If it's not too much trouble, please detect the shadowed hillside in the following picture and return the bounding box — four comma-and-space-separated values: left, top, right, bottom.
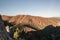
7, 24, 60, 40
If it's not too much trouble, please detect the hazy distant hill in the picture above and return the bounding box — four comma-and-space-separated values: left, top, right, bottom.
52, 17, 60, 21
1, 15, 60, 30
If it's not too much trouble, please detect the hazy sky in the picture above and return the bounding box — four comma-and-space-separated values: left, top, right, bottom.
0, 0, 60, 17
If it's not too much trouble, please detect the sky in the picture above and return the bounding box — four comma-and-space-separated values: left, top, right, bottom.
0, 0, 60, 17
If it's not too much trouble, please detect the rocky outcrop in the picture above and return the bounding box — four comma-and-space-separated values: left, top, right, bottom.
0, 15, 13, 40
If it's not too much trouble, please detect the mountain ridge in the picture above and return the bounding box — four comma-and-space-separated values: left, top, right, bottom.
1, 15, 60, 30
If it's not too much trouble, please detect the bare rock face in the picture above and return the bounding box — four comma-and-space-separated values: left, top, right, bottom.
1, 15, 60, 30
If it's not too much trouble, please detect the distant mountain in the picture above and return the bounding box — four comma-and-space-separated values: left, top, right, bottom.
52, 17, 60, 21
1, 15, 60, 30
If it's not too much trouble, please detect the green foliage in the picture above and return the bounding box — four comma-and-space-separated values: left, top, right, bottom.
10, 24, 25, 40
10, 23, 39, 40
13, 28, 20, 39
